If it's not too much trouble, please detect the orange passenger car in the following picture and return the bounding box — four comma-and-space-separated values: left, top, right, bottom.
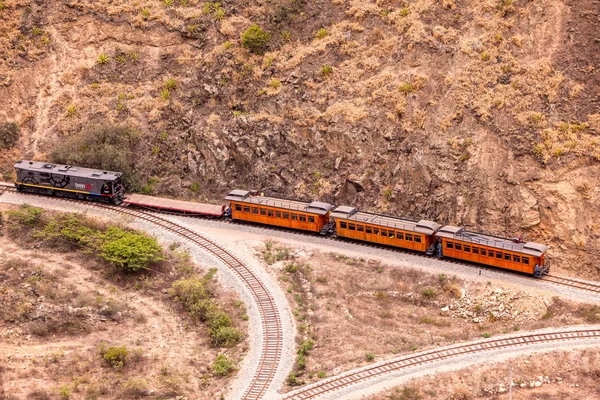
329, 206, 441, 252
225, 190, 334, 233
436, 226, 549, 276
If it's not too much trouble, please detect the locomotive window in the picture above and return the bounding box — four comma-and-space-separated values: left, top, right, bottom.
446, 242, 454, 249
513, 255, 520, 263
252, 207, 259, 214
522, 257, 529, 264
373, 228, 379, 235
504, 254, 511, 261
381, 229, 387, 237
291, 214, 298, 220
405, 234, 413, 241
365, 227, 372, 234
243, 206, 250, 213
397, 232, 404, 240
340, 221, 347, 229
267, 210, 274, 217
308, 216, 315, 223
283, 212, 289, 219
260, 208, 267, 215
357, 225, 364, 232
276, 211, 282, 218
464, 245, 471, 252
235, 204, 242, 211
414, 235, 422, 243
481, 249, 487, 256
472, 247, 479, 254
455, 244, 462, 251
496, 252, 503, 259
300, 215, 307, 222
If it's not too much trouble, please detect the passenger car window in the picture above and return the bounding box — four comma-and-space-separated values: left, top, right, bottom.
480, 249, 486, 256
414, 235, 422, 243
472, 247, 479, 254
522, 257, 529, 264
340, 221, 347, 229
447, 241, 454, 249
276, 211, 281, 218
267, 210, 274, 217
260, 208, 267, 215
308, 216, 315, 223
348, 223, 355, 230
365, 227, 372, 234
283, 212, 289, 219
300, 215, 307, 222
235, 204, 242, 211
455, 244, 462, 251
291, 214, 298, 220
252, 207, 258, 214
357, 225, 364, 232
243, 206, 250, 213
504, 253, 511, 261
513, 255, 520, 263
464, 245, 471, 252
496, 252, 503, 259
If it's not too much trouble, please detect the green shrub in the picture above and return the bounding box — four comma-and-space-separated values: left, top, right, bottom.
298, 339, 314, 356
6, 204, 44, 228
321, 65, 333, 76
365, 352, 375, 361
99, 227, 164, 272
482, 332, 491, 338
316, 28, 328, 38
102, 345, 128, 369
398, 82, 414, 93
0, 122, 20, 149
421, 288, 437, 299
287, 371, 301, 386
59, 386, 71, 399
97, 53, 109, 65
212, 354, 233, 376
34, 213, 96, 247
210, 326, 243, 347
317, 370, 326, 379
297, 354, 306, 370
241, 25, 270, 54
50, 124, 141, 189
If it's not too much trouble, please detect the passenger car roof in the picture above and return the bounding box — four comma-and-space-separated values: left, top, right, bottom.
437, 225, 548, 256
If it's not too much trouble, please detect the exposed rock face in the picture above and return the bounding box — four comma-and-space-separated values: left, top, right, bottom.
0, 0, 599, 275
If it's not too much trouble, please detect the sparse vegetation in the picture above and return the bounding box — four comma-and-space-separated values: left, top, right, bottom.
365, 352, 375, 362
100, 344, 128, 369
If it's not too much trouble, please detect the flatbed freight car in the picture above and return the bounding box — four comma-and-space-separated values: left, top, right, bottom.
123, 193, 225, 216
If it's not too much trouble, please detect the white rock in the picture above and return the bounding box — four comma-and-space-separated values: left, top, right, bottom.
441, 306, 449, 312
535, 381, 542, 387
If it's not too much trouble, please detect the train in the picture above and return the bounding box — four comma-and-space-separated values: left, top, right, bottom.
12, 160, 550, 277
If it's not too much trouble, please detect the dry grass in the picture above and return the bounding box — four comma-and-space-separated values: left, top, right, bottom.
263, 243, 599, 390
370, 348, 600, 400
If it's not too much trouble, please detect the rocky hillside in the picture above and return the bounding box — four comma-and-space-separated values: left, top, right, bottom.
0, 0, 598, 276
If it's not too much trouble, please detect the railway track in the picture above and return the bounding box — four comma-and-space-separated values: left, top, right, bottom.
283, 328, 600, 400
0, 183, 282, 400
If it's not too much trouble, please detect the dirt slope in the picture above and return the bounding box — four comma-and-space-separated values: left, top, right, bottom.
0, 0, 598, 276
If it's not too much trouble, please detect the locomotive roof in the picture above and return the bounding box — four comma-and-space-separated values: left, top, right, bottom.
225, 190, 334, 215
14, 160, 122, 180
436, 225, 548, 256
330, 206, 441, 235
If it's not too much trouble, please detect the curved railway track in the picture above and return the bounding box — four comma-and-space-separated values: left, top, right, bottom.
283, 328, 600, 400
0, 183, 282, 400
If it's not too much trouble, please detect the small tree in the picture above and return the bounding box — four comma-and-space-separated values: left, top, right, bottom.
0, 122, 20, 149
241, 25, 270, 54
100, 227, 163, 272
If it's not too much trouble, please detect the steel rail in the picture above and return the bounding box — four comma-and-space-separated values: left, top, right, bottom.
0, 183, 282, 400
283, 328, 600, 399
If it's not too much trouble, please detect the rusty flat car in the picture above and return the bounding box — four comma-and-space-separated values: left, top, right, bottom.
123, 193, 225, 216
